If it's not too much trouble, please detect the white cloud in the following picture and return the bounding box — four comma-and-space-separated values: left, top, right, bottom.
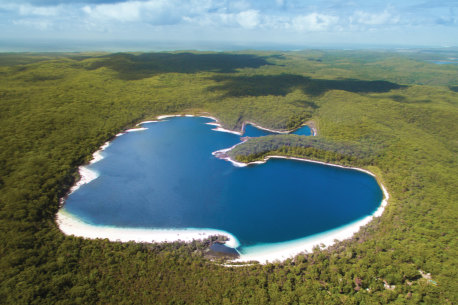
182, 8, 260, 29
82, 0, 178, 23
227, 1, 252, 12
236, 10, 259, 29
18, 4, 60, 17
13, 18, 53, 30
352, 10, 399, 25
0, 2, 61, 17
83, 2, 141, 22
292, 13, 339, 31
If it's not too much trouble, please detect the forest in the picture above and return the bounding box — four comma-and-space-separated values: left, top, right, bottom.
0, 49, 457, 304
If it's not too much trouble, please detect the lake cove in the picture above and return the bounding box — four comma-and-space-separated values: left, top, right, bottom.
59, 116, 385, 263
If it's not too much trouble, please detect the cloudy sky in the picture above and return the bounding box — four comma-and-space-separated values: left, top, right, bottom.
0, 0, 457, 50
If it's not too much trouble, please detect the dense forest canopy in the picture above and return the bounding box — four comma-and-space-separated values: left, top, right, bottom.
0, 50, 457, 304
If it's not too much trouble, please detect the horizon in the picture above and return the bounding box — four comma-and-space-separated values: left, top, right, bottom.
1, 39, 457, 53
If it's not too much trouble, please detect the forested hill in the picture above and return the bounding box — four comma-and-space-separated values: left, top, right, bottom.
0, 50, 456, 304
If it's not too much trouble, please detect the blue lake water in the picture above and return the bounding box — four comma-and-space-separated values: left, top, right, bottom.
63, 117, 382, 250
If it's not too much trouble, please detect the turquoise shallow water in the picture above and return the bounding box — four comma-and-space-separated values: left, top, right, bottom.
63, 117, 382, 249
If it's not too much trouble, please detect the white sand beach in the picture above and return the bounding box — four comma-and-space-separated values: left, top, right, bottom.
67, 140, 111, 195
56, 210, 240, 248
157, 114, 184, 120
243, 121, 291, 134
126, 127, 148, 132
234, 178, 389, 263
214, 153, 390, 263
235, 206, 386, 263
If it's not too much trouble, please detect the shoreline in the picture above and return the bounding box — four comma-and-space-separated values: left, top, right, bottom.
57, 113, 388, 265
236, 206, 386, 263
57, 114, 247, 249
213, 152, 389, 263
65, 140, 111, 196
156, 113, 315, 136
56, 210, 240, 248
242, 121, 291, 134
241, 120, 316, 136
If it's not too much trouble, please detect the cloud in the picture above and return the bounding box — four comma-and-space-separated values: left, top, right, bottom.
352, 10, 399, 25
435, 16, 457, 26
82, 0, 180, 23
13, 18, 53, 30
83, 2, 141, 22
292, 13, 339, 31
4, 0, 130, 5
18, 4, 61, 16
236, 10, 259, 29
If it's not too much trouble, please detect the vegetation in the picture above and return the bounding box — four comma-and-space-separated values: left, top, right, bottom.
228, 135, 375, 167
0, 50, 457, 304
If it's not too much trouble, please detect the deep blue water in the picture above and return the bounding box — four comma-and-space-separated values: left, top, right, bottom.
64, 117, 382, 248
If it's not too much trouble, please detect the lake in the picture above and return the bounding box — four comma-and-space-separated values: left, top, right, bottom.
62, 116, 383, 254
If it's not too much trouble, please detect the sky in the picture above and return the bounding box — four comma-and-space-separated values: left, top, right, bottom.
0, 0, 457, 50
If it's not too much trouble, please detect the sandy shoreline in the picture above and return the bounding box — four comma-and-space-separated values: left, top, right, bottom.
126, 127, 148, 132
212, 152, 389, 263
57, 113, 389, 265
155, 113, 314, 136
57, 210, 240, 248
66, 140, 111, 195
239, 121, 315, 135
235, 205, 387, 263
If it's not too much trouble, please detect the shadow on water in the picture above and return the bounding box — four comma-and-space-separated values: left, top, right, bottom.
209, 74, 406, 97
86, 53, 273, 80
